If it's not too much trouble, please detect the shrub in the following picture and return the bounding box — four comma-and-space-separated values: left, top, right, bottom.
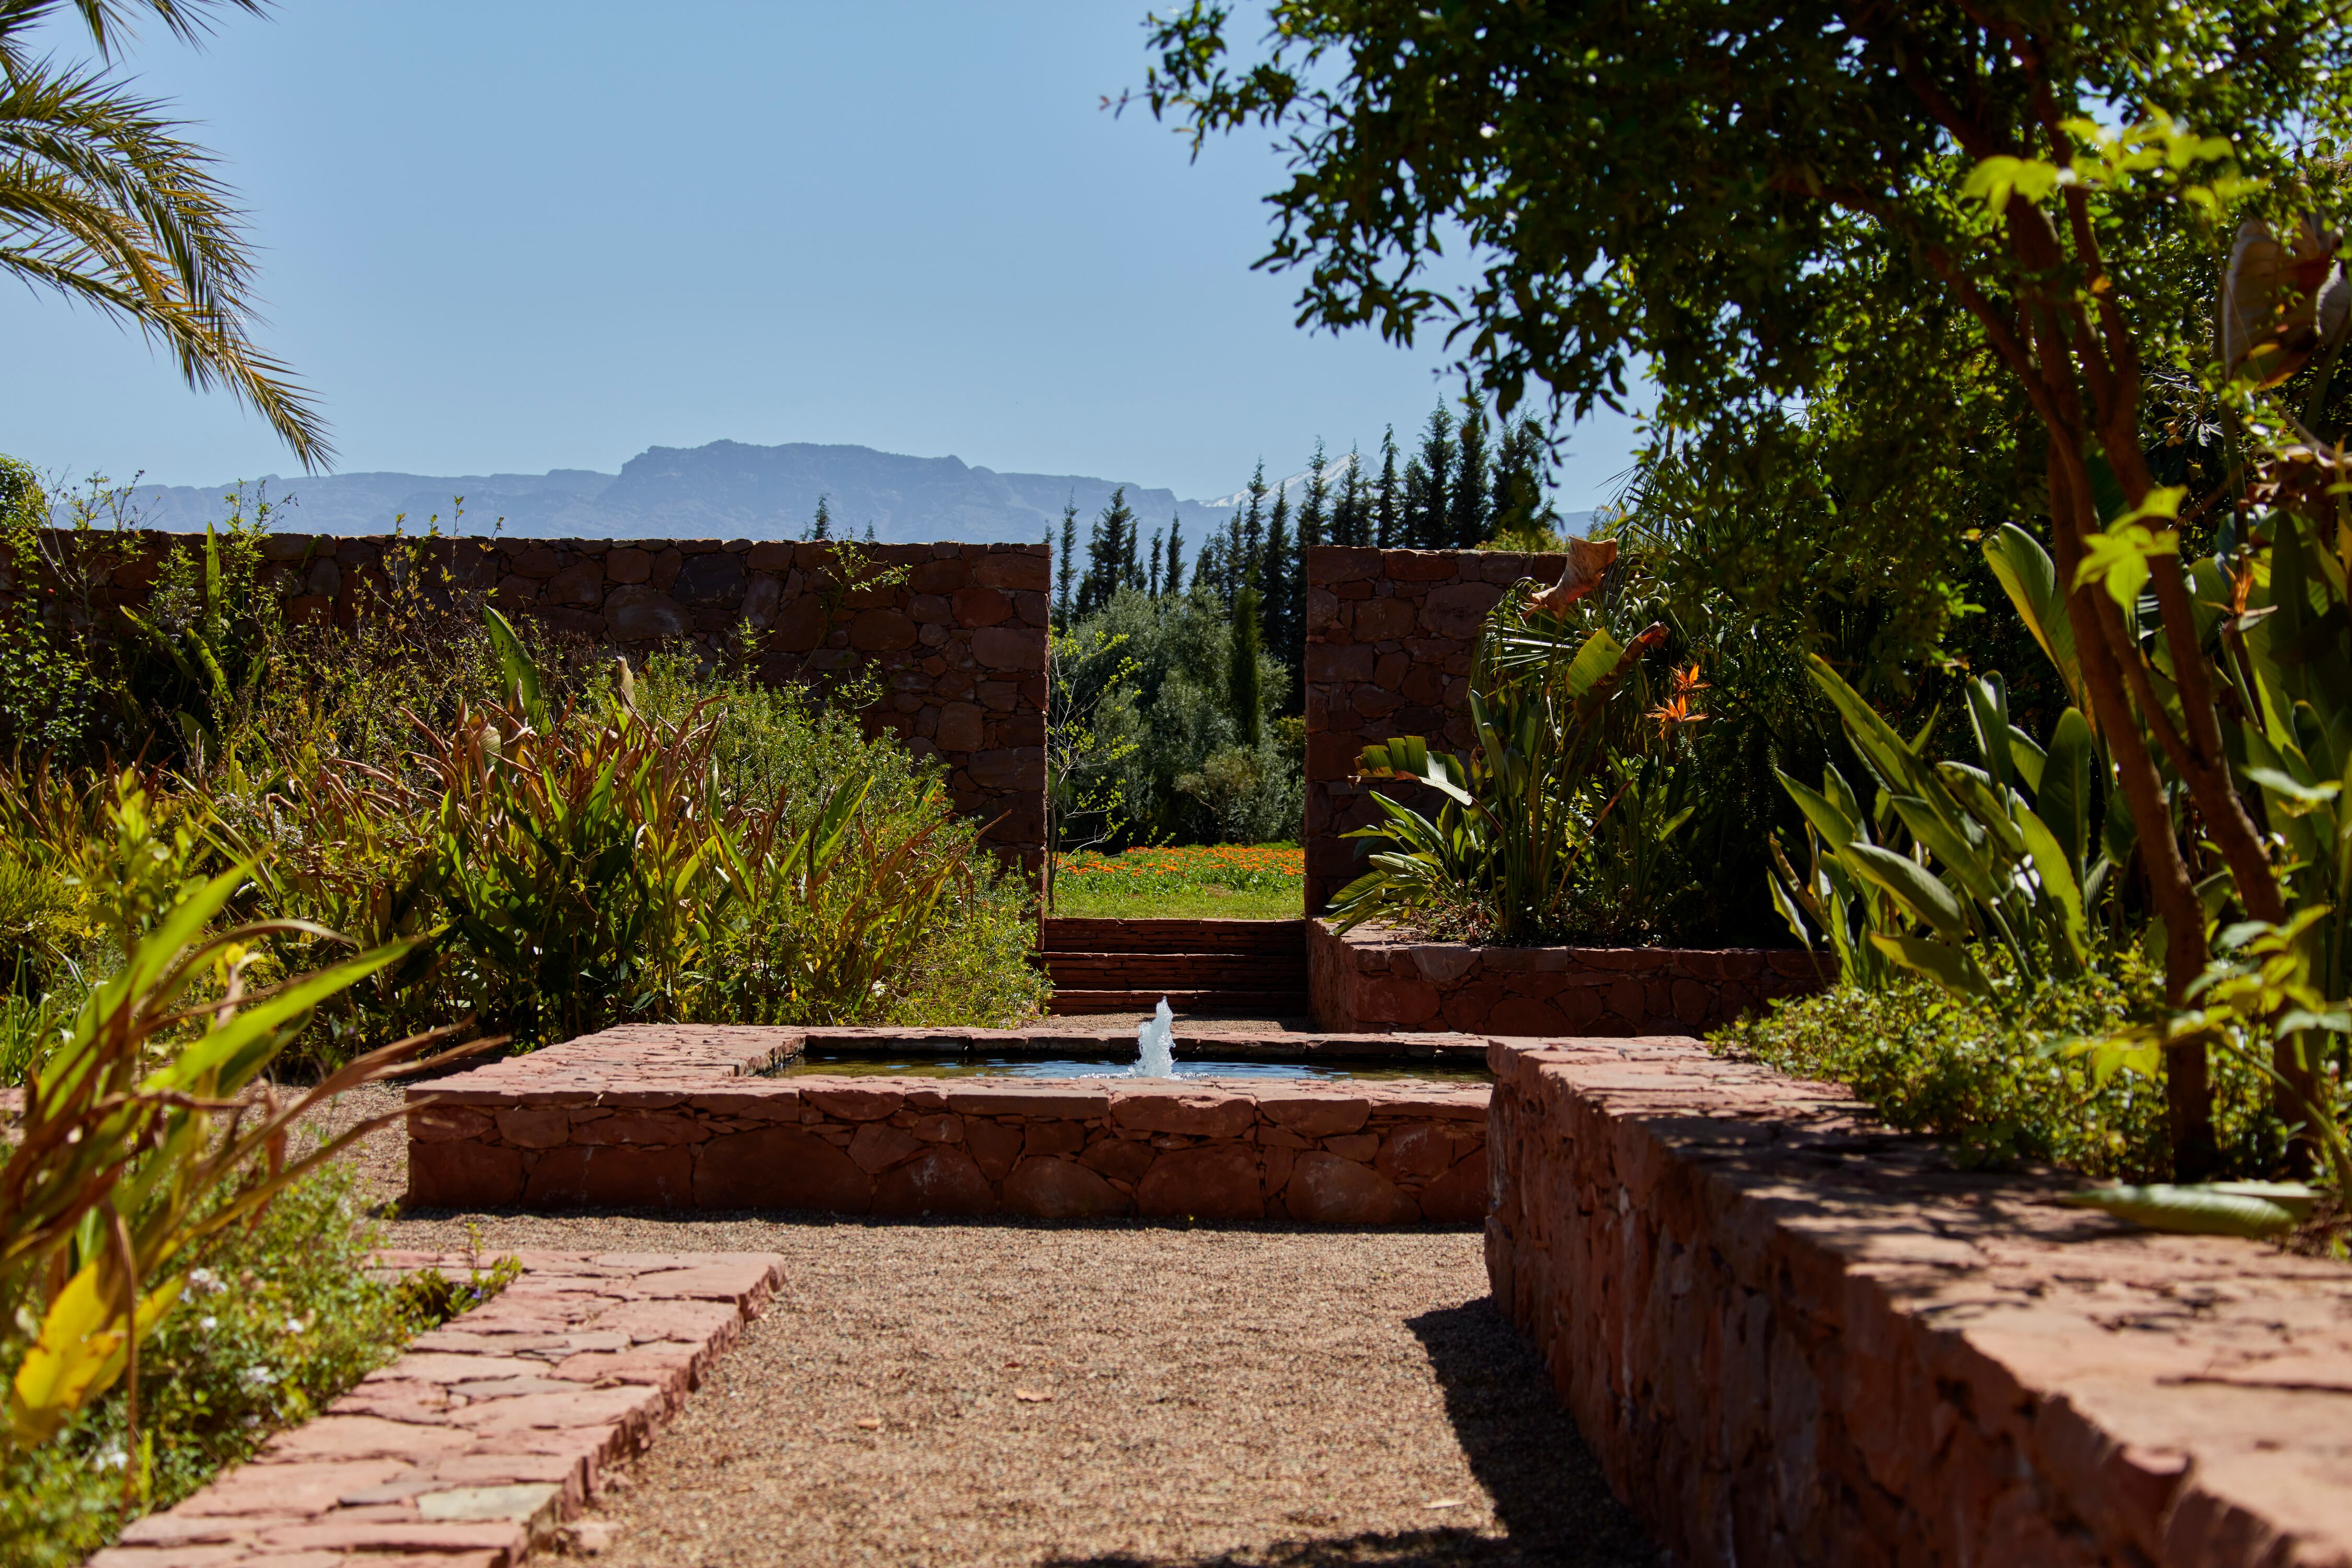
0, 1168, 419, 1568
1711, 962, 2285, 1181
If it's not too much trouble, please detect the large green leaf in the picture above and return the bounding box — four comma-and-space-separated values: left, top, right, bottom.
1842, 843, 1970, 946
2039, 707, 2094, 871
1775, 767, 1857, 846
2057, 1183, 2313, 1237
485, 607, 549, 730
1867, 933, 1990, 996
1983, 523, 2085, 710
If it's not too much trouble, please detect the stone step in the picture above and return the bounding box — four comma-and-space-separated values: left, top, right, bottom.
1044, 952, 1308, 991
1046, 988, 1314, 1017
1040, 917, 1305, 955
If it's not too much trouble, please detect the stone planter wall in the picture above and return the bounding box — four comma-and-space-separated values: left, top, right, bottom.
406, 1024, 1489, 1224
1309, 918, 1831, 1035
1485, 1036, 2352, 1567
8, 531, 1047, 866
1301, 545, 1562, 912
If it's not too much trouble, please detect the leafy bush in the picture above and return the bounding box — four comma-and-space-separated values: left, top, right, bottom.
1711, 963, 2285, 1181
0, 1169, 467, 1568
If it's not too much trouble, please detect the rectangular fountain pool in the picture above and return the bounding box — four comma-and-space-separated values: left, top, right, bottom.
770, 1052, 1492, 1082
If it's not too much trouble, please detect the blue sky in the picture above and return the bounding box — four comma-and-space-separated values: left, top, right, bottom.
4, 2, 1643, 506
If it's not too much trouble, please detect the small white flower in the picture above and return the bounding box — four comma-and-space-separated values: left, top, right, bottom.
198, 1316, 218, 1333
239, 1365, 275, 1389
97, 1448, 128, 1471
187, 1269, 225, 1296
283, 1316, 309, 1335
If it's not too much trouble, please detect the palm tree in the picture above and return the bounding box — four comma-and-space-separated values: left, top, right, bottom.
2, 0, 331, 468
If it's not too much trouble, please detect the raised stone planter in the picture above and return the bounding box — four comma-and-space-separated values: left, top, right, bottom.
1309, 918, 1830, 1035
88, 1249, 783, 1567
1485, 1035, 2352, 1566
406, 1024, 1490, 1224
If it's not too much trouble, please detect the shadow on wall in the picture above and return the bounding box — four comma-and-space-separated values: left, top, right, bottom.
1036, 1297, 1660, 1567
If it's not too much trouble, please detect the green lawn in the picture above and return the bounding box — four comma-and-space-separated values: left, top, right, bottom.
1045, 843, 1305, 920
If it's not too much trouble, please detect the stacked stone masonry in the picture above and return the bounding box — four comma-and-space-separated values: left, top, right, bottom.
1484, 1036, 2352, 1567
406, 1024, 1489, 1224
1310, 918, 1832, 1035
1303, 544, 1565, 912
10, 531, 1047, 866
89, 1249, 783, 1568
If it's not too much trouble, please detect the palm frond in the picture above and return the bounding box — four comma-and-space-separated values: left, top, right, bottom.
0, 0, 328, 468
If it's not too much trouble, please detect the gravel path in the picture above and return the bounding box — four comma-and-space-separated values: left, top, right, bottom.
298, 1079, 1655, 1565
374, 1209, 1654, 1567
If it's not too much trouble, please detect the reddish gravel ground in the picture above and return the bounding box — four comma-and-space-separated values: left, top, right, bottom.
309, 1087, 1656, 1566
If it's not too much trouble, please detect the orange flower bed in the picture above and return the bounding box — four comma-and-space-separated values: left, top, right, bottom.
1055, 843, 1304, 891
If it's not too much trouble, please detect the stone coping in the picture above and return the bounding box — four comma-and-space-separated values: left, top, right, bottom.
407, 1025, 1492, 1224
88, 1249, 783, 1567
1309, 917, 1831, 1035
1484, 1036, 2352, 1566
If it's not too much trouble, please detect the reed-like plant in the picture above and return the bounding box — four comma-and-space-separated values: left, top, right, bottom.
0, 794, 475, 1463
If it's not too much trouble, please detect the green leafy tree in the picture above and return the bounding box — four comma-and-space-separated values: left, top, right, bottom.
1144, 0, 2352, 1173
3, 0, 329, 467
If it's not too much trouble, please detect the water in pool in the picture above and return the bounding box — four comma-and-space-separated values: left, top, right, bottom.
771, 1052, 1490, 1083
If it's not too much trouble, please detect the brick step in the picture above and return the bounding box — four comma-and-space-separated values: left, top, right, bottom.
1047, 989, 1314, 1017
1044, 953, 1307, 990
1040, 917, 1305, 955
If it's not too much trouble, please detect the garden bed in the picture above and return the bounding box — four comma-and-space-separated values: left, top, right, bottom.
1307, 918, 1832, 1035
86, 1249, 782, 1567
404, 1024, 1489, 1224
1484, 1036, 2352, 1566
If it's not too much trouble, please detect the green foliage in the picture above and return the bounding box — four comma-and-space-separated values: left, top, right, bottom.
1772, 655, 2112, 1003
1227, 584, 1264, 746
0, 1168, 453, 1568
1712, 964, 2281, 1181
0, 789, 453, 1454
1332, 581, 1664, 942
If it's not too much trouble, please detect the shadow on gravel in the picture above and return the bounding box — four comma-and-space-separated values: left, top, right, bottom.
1039, 1299, 1658, 1568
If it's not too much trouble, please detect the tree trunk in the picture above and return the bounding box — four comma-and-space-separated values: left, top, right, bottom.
2046, 447, 2219, 1177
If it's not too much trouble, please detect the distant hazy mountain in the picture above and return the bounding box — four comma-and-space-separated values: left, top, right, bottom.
113, 440, 1237, 546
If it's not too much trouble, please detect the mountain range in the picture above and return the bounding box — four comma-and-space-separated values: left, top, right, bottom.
112, 440, 1242, 546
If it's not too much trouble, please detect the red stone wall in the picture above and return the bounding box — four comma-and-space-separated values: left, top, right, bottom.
406, 1023, 1489, 1224
12, 532, 1047, 867
1485, 1036, 2352, 1566
1309, 918, 1831, 1035
1302, 545, 1563, 912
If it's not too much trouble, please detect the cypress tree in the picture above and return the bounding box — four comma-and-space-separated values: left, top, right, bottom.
1147, 528, 1162, 597
1229, 584, 1263, 747
1079, 487, 1137, 617
863, 519, 878, 545
1450, 406, 1490, 547
1400, 457, 1431, 550
1261, 485, 1293, 693
1055, 497, 1078, 628
1491, 415, 1552, 538
1333, 446, 1366, 546
1298, 441, 1329, 556
1374, 426, 1400, 547
1413, 405, 1454, 548
1194, 541, 1217, 597
812, 494, 833, 541
1164, 514, 1185, 596
1234, 461, 1267, 604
